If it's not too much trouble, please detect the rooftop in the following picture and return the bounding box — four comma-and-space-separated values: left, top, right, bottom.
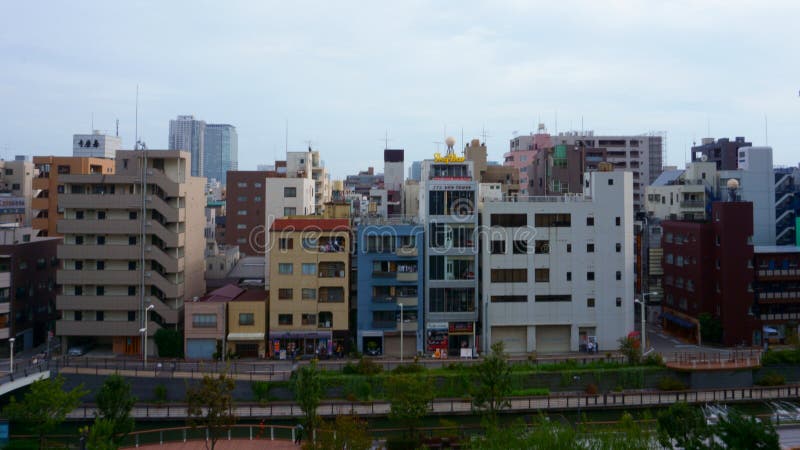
270, 218, 350, 232
651, 169, 684, 187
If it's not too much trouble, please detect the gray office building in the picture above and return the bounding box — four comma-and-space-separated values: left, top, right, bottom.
169, 115, 206, 177
204, 124, 238, 183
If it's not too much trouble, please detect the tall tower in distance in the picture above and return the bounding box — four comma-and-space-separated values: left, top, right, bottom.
169, 115, 206, 177
204, 124, 238, 184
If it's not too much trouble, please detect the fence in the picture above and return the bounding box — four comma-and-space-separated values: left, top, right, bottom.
64, 384, 800, 421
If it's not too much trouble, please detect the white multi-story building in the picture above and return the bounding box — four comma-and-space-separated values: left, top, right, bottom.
73, 131, 121, 159
286, 149, 331, 213
418, 142, 479, 354
481, 170, 634, 354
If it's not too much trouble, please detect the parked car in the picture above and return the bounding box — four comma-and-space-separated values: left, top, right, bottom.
67, 343, 92, 356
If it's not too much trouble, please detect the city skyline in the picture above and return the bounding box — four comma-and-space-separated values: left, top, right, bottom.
1, 1, 799, 179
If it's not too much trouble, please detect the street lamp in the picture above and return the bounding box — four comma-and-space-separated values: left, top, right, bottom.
140, 304, 155, 367
8, 337, 15, 375
634, 292, 659, 351
399, 303, 404, 363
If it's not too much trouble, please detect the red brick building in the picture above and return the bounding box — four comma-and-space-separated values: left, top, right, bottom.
225, 168, 285, 256
661, 201, 758, 346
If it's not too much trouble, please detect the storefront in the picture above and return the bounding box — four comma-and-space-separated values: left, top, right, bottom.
269, 331, 335, 359
448, 322, 475, 356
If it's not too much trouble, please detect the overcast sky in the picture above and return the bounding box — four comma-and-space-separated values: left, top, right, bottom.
1, 1, 798, 178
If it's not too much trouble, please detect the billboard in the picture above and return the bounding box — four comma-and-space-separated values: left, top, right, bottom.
0, 197, 24, 215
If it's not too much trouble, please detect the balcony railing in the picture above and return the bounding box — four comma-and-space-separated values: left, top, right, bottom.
680, 200, 706, 208
372, 320, 396, 329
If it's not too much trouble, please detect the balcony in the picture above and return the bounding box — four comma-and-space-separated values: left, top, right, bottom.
680, 200, 706, 209
57, 295, 140, 311
372, 320, 396, 329
56, 319, 160, 337
58, 219, 185, 248
398, 321, 418, 332
397, 272, 418, 282
757, 291, 800, 303
396, 246, 418, 257
757, 269, 800, 280
396, 296, 418, 307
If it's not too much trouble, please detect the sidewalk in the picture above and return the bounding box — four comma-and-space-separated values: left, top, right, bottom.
128, 440, 299, 449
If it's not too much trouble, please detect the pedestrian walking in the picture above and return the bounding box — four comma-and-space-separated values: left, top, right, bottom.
294, 423, 304, 444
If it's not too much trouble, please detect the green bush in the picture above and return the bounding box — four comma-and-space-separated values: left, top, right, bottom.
342, 377, 375, 401
619, 369, 644, 389
761, 349, 800, 365
153, 328, 184, 358
343, 357, 383, 376
251, 381, 270, 403
755, 372, 786, 386
392, 363, 425, 374
657, 376, 687, 391
643, 352, 665, 366
386, 435, 420, 450
153, 384, 167, 404
585, 383, 599, 395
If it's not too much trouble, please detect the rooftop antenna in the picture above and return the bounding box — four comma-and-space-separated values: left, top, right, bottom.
433, 140, 444, 152
115, 119, 119, 137
480, 125, 491, 144
304, 139, 315, 151
380, 130, 393, 149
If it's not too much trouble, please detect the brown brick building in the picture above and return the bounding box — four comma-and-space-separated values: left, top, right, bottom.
225, 169, 285, 256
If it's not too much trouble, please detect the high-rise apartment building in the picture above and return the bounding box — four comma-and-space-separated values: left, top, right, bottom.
0, 156, 35, 226
481, 170, 634, 353
32, 156, 115, 236
204, 124, 238, 184
268, 218, 350, 357
169, 115, 206, 177
418, 142, 479, 354
691, 137, 751, 171
56, 150, 206, 356
503, 124, 553, 195
225, 169, 284, 256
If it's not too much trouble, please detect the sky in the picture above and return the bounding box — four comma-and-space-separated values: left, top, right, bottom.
1, 1, 798, 179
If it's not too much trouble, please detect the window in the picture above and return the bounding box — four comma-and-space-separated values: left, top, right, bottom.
3, 169, 11, 175
193, 314, 217, 328
535, 295, 571, 302
76, 211, 84, 220
254, 182, 262, 188
129, 211, 137, 220
237, 224, 247, 229
75, 261, 83, 270
302, 314, 317, 325
616, 271, 622, 280
302, 288, 317, 300
128, 311, 136, 322
97, 211, 106, 220
284, 207, 296, 216
535, 240, 549, 254
279, 238, 293, 250
76, 236, 84, 245
512, 240, 528, 254
128, 261, 136, 271
587, 298, 595, 308
128, 286, 136, 296
278, 288, 293, 300
237, 196, 247, 202
586, 216, 594, 226
490, 295, 527, 303
302, 238, 318, 250
616, 297, 622, 307
490, 214, 527, 227
254, 196, 262, 202
278, 263, 293, 274
535, 268, 549, 282
490, 240, 505, 254
566, 272, 572, 281
587, 272, 595, 281
237, 182, 247, 188
97, 236, 106, 245
96, 286, 104, 296
128, 236, 137, 245
616, 243, 621, 252
586, 243, 595, 253
96, 261, 105, 270
96, 311, 104, 321
278, 314, 293, 325
608, 179, 614, 186
237, 210, 247, 216
535, 213, 571, 227
75, 311, 82, 321
239, 313, 255, 326
490, 269, 527, 283
615, 217, 621, 226
566, 243, 572, 253
715, 235, 720, 246
284, 187, 297, 197
301, 263, 316, 275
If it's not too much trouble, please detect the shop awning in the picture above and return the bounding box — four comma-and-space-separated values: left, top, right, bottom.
661, 312, 696, 329
268, 331, 333, 339
227, 332, 265, 341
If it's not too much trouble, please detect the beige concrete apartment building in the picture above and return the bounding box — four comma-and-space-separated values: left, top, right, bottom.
268, 218, 349, 358
55, 150, 206, 356
0, 157, 36, 225
227, 290, 268, 358
32, 156, 115, 236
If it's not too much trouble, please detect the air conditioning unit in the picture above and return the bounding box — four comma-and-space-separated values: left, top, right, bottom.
145, 271, 152, 278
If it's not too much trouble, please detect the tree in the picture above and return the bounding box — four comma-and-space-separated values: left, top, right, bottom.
698, 313, 723, 345
3, 375, 88, 448
186, 371, 236, 450
656, 402, 710, 450
95, 374, 136, 446
618, 336, 642, 365
87, 418, 117, 450
714, 409, 779, 450
309, 415, 372, 450
153, 328, 184, 358
471, 342, 512, 426
386, 374, 434, 437
292, 360, 323, 437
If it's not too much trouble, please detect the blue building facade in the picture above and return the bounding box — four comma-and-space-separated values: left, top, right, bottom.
356, 222, 424, 357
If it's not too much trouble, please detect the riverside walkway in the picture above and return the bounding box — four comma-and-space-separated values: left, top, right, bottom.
67, 384, 800, 420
